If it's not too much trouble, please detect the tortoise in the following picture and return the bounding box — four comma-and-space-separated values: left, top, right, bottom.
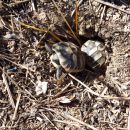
46, 40, 106, 79
46, 42, 86, 79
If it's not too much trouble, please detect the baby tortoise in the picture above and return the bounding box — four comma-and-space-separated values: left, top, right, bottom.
81, 40, 106, 68
47, 40, 106, 79
47, 42, 86, 79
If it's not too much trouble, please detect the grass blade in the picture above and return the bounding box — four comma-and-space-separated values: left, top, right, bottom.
51, 0, 81, 45
75, 0, 79, 35
16, 20, 62, 42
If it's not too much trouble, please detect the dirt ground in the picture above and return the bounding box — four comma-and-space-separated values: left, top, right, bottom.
0, 0, 130, 130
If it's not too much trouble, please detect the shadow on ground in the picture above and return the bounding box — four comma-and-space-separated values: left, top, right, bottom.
104, 0, 130, 5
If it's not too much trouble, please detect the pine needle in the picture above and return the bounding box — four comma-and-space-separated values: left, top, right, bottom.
51, 0, 81, 45
16, 20, 62, 42
75, 0, 79, 35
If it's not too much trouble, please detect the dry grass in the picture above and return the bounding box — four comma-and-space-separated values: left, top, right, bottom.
0, 0, 129, 129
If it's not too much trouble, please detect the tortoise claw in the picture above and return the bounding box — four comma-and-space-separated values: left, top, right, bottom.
56, 73, 67, 85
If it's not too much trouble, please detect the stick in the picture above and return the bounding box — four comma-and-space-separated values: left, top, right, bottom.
99, 96, 130, 101
75, 0, 79, 35
128, 102, 130, 130
68, 74, 100, 96
16, 20, 62, 42
64, 113, 98, 130
53, 119, 81, 128
0, 54, 35, 72
71, 0, 84, 17
100, 5, 106, 24
69, 74, 130, 101
12, 93, 21, 121
2, 68, 15, 108
41, 113, 59, 130
51, 0, 81, 45
95, 0, 130, 15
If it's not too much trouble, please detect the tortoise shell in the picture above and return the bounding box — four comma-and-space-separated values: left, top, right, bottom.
81, 40, 106, 68
51, 42, 86, 73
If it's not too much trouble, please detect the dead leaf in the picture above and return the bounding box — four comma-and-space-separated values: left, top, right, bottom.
59, 97, 71, 104
35, 81, 48, 96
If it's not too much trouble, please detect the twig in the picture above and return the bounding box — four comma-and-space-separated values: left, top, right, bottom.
95, 0, 130, 15
0, 126, 17, 129
71, 0, 84, 17
69, 74, 130, 101
110, 78, 128, 97
0, 100, 8, 104
128, 102, 130, 130
75, 0, 79, 35
54, 82, 71, 98
53, 119, 81, 128
98, 96, 130, 101
41, 113, 59, 130
3, 0, 29, 7
51, 0, 81, 45
0, 54, 35, 72
2, 68, 15, 108
15, 20, 62, 42
10, 15, 14, 32
12, 93, 21, 121
96, 3, 102, 13
100, 86, 108, 96
63, 113, 98, 130
68, 74, 100, 96
31, 0, 36, 12
0, 16, 11, 30
100, 5, 106, 24
0, 67, 21, 90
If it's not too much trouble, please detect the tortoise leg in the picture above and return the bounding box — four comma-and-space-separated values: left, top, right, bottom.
50, 54, 63, 79
56, 67, 63, 79
56, 67, 66, 85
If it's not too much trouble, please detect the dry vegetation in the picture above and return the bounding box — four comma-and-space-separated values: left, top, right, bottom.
0, 0, 130, 130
